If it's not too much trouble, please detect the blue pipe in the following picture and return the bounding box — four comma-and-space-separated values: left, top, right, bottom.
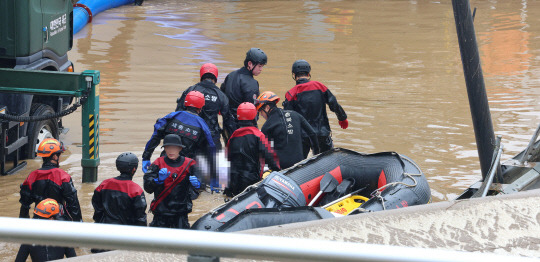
73, 0, 135, 35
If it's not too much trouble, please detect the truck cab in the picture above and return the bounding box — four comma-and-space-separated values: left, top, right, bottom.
0, 0, 74, 160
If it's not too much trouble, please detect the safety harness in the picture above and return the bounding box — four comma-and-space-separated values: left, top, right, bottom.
150, 159, 195, 212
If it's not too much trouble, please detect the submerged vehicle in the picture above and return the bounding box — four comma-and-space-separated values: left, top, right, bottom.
192, 148, 431, 232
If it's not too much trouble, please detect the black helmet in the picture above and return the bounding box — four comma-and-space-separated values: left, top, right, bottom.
244, 48, 267, 67
162, 134, 185, 148
292, 59, 311, 75
116, 152, 139, 173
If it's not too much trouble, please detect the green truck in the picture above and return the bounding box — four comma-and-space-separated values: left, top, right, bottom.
0, 0, 74, 165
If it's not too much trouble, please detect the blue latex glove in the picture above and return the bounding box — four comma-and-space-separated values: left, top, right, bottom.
189, 176, 201, 189
156, 168, 170, 182
142, 160, 151, 173
210, 178, 220, 193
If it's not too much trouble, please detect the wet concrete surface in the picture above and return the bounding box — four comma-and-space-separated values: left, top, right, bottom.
64, 189, 540, 261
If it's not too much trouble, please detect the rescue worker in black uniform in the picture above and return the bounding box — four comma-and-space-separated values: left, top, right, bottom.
220, 48, 267, 124
92, 152, 147, 226
15, 199, 77, 261
19, 138, 82, 222
91, 152, 147, 253
143, 134, 196, 229
225, 102, 280, 197
283, 59, 349, 158
256, 91, 320, 169
176, 63, 236, 149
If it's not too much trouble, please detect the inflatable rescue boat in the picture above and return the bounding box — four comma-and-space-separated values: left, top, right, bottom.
192, 148, 431, 232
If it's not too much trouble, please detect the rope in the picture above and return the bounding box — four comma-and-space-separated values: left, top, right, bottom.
370, 172, 421, 211
210, 183, 259, 215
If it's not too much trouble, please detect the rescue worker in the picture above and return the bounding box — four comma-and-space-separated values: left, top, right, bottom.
15, 199, 77, 261
176, 63, 236, 149
91, 152, 147, 253
19, 138, 82, 222
143, 134, 196, 229
225, 102, 280, 197
220, 48, 267, 123
283, 59, 349, 158
92, 152, 147, 226
256, 91, 320, 169
142, 90, 215, 188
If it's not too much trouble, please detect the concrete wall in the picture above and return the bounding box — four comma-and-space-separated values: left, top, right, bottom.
68, 189, 540, 261
246, 189, 540, 257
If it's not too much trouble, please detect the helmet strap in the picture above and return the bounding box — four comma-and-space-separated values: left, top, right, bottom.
261, 104, 275, 117
44, 153, 60, 167
247, 61, 258, 74
267, 103, 277, 112
51, 154, 60, 167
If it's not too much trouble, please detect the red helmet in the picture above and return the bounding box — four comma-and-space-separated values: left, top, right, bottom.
200, 63, 218, 80
184, 91, 205, 109
237, 102, 257, 121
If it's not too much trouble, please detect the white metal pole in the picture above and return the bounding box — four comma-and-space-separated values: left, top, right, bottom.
0, 217, 536, 262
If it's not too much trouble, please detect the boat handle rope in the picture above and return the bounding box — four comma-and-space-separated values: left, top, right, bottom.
210, 183, 260, 215
370, 172, 422, 211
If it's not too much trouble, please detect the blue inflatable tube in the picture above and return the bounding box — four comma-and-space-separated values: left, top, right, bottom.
73, 0, 135, 35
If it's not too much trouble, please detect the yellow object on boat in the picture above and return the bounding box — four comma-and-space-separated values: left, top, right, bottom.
325, 195, 369, 215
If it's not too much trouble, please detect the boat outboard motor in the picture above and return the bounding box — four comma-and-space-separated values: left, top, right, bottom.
256, 172, 306, 207
191, 172, 305, 231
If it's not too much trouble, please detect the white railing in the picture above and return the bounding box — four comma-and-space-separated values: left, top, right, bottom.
0, 217, 536, 262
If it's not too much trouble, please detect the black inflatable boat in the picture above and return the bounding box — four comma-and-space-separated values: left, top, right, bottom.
192, 148, 431, 232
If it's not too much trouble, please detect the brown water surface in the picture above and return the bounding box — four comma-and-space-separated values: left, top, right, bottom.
2, 0, 540, 260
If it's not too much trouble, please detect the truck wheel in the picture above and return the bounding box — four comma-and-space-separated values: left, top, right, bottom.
24, 104, 59, 159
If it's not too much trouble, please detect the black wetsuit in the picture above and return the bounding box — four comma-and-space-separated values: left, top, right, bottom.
176, 79, 236, 149
283, 79, 347, 157
143, 156, 195, 229
92, 173, 147, 226
15, 244, 76, 262
19, 162, 82, 221
225, 123, 280, 196
220, 67, 260, 123
261, 107, 320, 169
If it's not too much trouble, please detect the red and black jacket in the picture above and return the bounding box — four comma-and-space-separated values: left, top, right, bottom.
92, 173, 147, 226
226, 125, 280, 195
19, 163, 82, 221
261, 107, 320, 169
143, 156, 195, 216
283, 79, 347, 137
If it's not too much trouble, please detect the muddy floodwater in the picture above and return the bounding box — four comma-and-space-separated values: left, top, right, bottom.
2, 0, 540, 260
